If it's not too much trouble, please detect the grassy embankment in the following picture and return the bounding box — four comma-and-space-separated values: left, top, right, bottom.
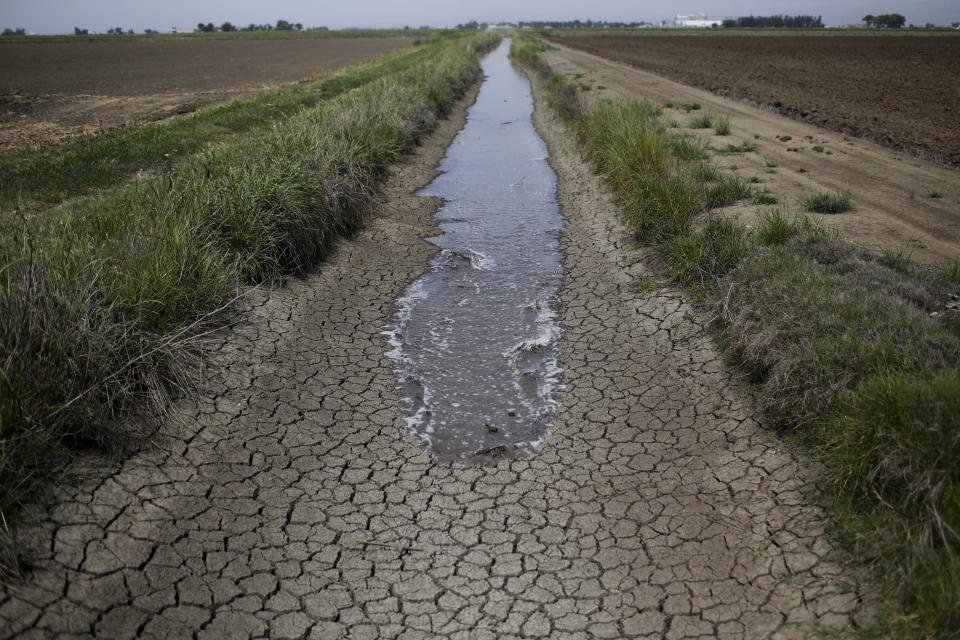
0, 31, 501, 565
512, 33, 960, 639
0, 39, 446, 211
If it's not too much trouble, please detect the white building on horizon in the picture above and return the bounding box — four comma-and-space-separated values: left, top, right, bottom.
674, 12, 721, 27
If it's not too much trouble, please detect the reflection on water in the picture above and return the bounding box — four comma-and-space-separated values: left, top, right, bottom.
384, 38, 565, 464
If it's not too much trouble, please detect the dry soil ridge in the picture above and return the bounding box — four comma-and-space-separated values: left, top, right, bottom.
0, 74, 866, 638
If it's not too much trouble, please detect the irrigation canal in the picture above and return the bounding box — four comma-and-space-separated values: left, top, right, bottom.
386, 38, 565, 464
0, 36, 868, 640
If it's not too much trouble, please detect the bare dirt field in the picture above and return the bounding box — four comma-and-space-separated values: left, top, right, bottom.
547, 33, 960, 167
541, 40, 960, 264
0, 36, 412, 150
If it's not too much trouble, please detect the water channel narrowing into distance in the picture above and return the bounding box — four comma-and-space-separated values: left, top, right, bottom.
384, 38, 566, 465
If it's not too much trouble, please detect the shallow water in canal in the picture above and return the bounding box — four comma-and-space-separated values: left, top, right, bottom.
385, 38, 565, 464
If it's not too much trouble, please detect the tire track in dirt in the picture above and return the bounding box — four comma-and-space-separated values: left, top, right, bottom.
0, 69, 868, 639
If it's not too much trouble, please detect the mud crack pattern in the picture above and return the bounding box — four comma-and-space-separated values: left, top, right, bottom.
0, 82, 868, 639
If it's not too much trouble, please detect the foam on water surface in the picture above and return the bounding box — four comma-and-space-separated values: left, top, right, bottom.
384, 38, 565, 464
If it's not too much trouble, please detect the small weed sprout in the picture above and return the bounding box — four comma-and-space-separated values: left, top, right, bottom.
929, 191, 943, 198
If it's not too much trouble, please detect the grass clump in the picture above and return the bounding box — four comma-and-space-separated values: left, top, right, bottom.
702, 173, 753, 209
752, 190, 778, 205
713, 114, 732, 135
0, 32, 500, 525
805, 190, 854, 213
666, 217, 751, 289
755, 209, 817, 245
688, 113, 714, 129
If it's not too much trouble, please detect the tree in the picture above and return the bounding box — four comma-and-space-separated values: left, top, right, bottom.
1, 27, 26, 36
295, 23, 303, 30
144, 28, 158, 34
276, 19, 294, 30
74, 26, 88, 35
875, 13, 906, 28
220, 22, 237, 32
863, 14, 875, 27
197, 22, 215, 32
722, 19, 737, 28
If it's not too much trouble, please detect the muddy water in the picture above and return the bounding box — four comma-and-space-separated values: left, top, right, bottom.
385, 39, 565, 464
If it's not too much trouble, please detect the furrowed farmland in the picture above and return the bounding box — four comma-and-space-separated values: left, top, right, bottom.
0, 35, 413, 150
546, 32, 960, 166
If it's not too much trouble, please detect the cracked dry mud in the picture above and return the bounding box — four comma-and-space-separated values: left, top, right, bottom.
0, 70, 868, 638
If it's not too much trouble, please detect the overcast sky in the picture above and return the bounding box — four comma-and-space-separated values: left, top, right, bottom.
2, 0, 956, 33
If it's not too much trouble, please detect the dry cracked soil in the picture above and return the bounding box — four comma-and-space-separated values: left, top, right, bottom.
0, 71, 870, 638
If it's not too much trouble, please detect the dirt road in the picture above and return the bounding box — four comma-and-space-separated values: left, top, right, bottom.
542, 41, 960, 265
0, 67, 867, 638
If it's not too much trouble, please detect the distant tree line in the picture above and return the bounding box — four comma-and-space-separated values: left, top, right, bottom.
862, 14, 907, 28
1, 27, 26, 36
517, 20, 649, 29
722, 15, 823, 28
197, 20, 308, 32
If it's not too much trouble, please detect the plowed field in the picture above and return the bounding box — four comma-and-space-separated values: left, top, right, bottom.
547, 33, 960, 166
0, 36, 412, 150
